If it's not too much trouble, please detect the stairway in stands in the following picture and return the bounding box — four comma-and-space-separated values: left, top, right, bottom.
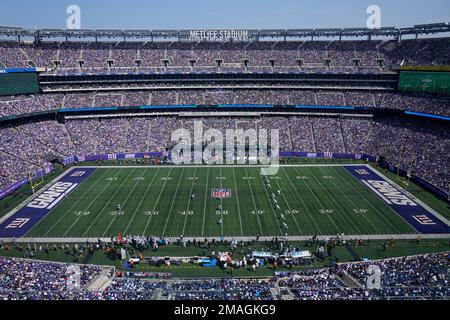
87, 268, 114, 292
310, 120, 317, 152
61, 123, 75, 148
338, 119, 346, 153
146, 122, 153, 152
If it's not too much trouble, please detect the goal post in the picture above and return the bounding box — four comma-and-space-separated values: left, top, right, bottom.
27, 166, 45, 194
396, 145, 404, 182
405, 152, 416, 190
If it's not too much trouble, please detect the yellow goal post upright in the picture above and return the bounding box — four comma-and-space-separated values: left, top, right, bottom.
405, 151, 416, 191
27, 163, 45, 194
396, 145, 404, 183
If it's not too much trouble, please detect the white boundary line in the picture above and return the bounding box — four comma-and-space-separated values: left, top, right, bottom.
364, 164, 450, 227
3, 233, 449, 243
0, 167, 78, 225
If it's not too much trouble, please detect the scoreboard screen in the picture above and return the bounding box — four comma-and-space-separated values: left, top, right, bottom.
398, 71, 450, 95
0, 70, 40, 96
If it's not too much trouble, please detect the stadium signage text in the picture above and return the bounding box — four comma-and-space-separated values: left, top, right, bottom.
345, 165, 450, 234
188, 30, 249, 42
27, 182, 78, 209
362, 180, 417, 206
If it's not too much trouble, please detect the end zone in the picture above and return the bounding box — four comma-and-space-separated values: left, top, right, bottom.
345, 165, 450, 234
0, 167, 96, 237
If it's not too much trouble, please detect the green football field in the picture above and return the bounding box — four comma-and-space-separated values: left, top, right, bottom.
22, 164, 419, 238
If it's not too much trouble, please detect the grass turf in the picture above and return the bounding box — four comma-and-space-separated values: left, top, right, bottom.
24, 164, 420, 238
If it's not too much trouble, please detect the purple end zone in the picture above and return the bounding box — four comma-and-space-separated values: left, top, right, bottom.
0, 167, 96, 237
344, 165, 450, 234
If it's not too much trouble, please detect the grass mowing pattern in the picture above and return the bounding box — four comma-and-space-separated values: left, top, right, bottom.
25, 165, 417, 238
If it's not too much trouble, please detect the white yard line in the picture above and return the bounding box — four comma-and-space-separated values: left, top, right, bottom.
243, 167, 264, 235
308, 166, 362, 234
219, 167, 224, 237
161, 167, 186, 236
271, 174, 303, 234
317, 166, 381, 234
63, 168, 125, 237
291, 166, 342, 233
142, 168, 173, 235
181, 168, 197, 236
201, 167, 210, 237
101, 168, 147, 237
332, 166, 402, 232
281, 167, 322, 234
5, 163, 448, 241
122, 168, 160, 235
80, 169, 135, 237
256, 170, 284, 236
232, 167, 244, 236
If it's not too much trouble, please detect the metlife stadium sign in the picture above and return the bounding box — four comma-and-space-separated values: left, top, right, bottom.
188, 30, 249, 42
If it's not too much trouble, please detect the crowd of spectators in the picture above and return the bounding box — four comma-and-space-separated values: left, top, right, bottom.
335, 253, 449, 299
1, 90, 449, 118
171, 278, 276, 300
2, 38, 450, 73
0, 256, 103, 300
0, 251, 447, 300
0, 113, 448, 192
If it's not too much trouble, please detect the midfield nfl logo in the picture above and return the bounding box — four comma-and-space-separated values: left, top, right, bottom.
211, 188, 232, 199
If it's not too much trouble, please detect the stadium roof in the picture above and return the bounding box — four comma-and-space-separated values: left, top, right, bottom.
0, 23, 449, 41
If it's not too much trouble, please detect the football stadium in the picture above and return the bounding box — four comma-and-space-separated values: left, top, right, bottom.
0, 0, 449, 305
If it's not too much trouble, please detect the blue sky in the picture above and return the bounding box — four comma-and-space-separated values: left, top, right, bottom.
0, 0, 449, 29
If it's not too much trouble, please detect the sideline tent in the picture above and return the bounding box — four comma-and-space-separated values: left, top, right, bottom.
251, 251, 273, 258
290, 251, 311, 259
